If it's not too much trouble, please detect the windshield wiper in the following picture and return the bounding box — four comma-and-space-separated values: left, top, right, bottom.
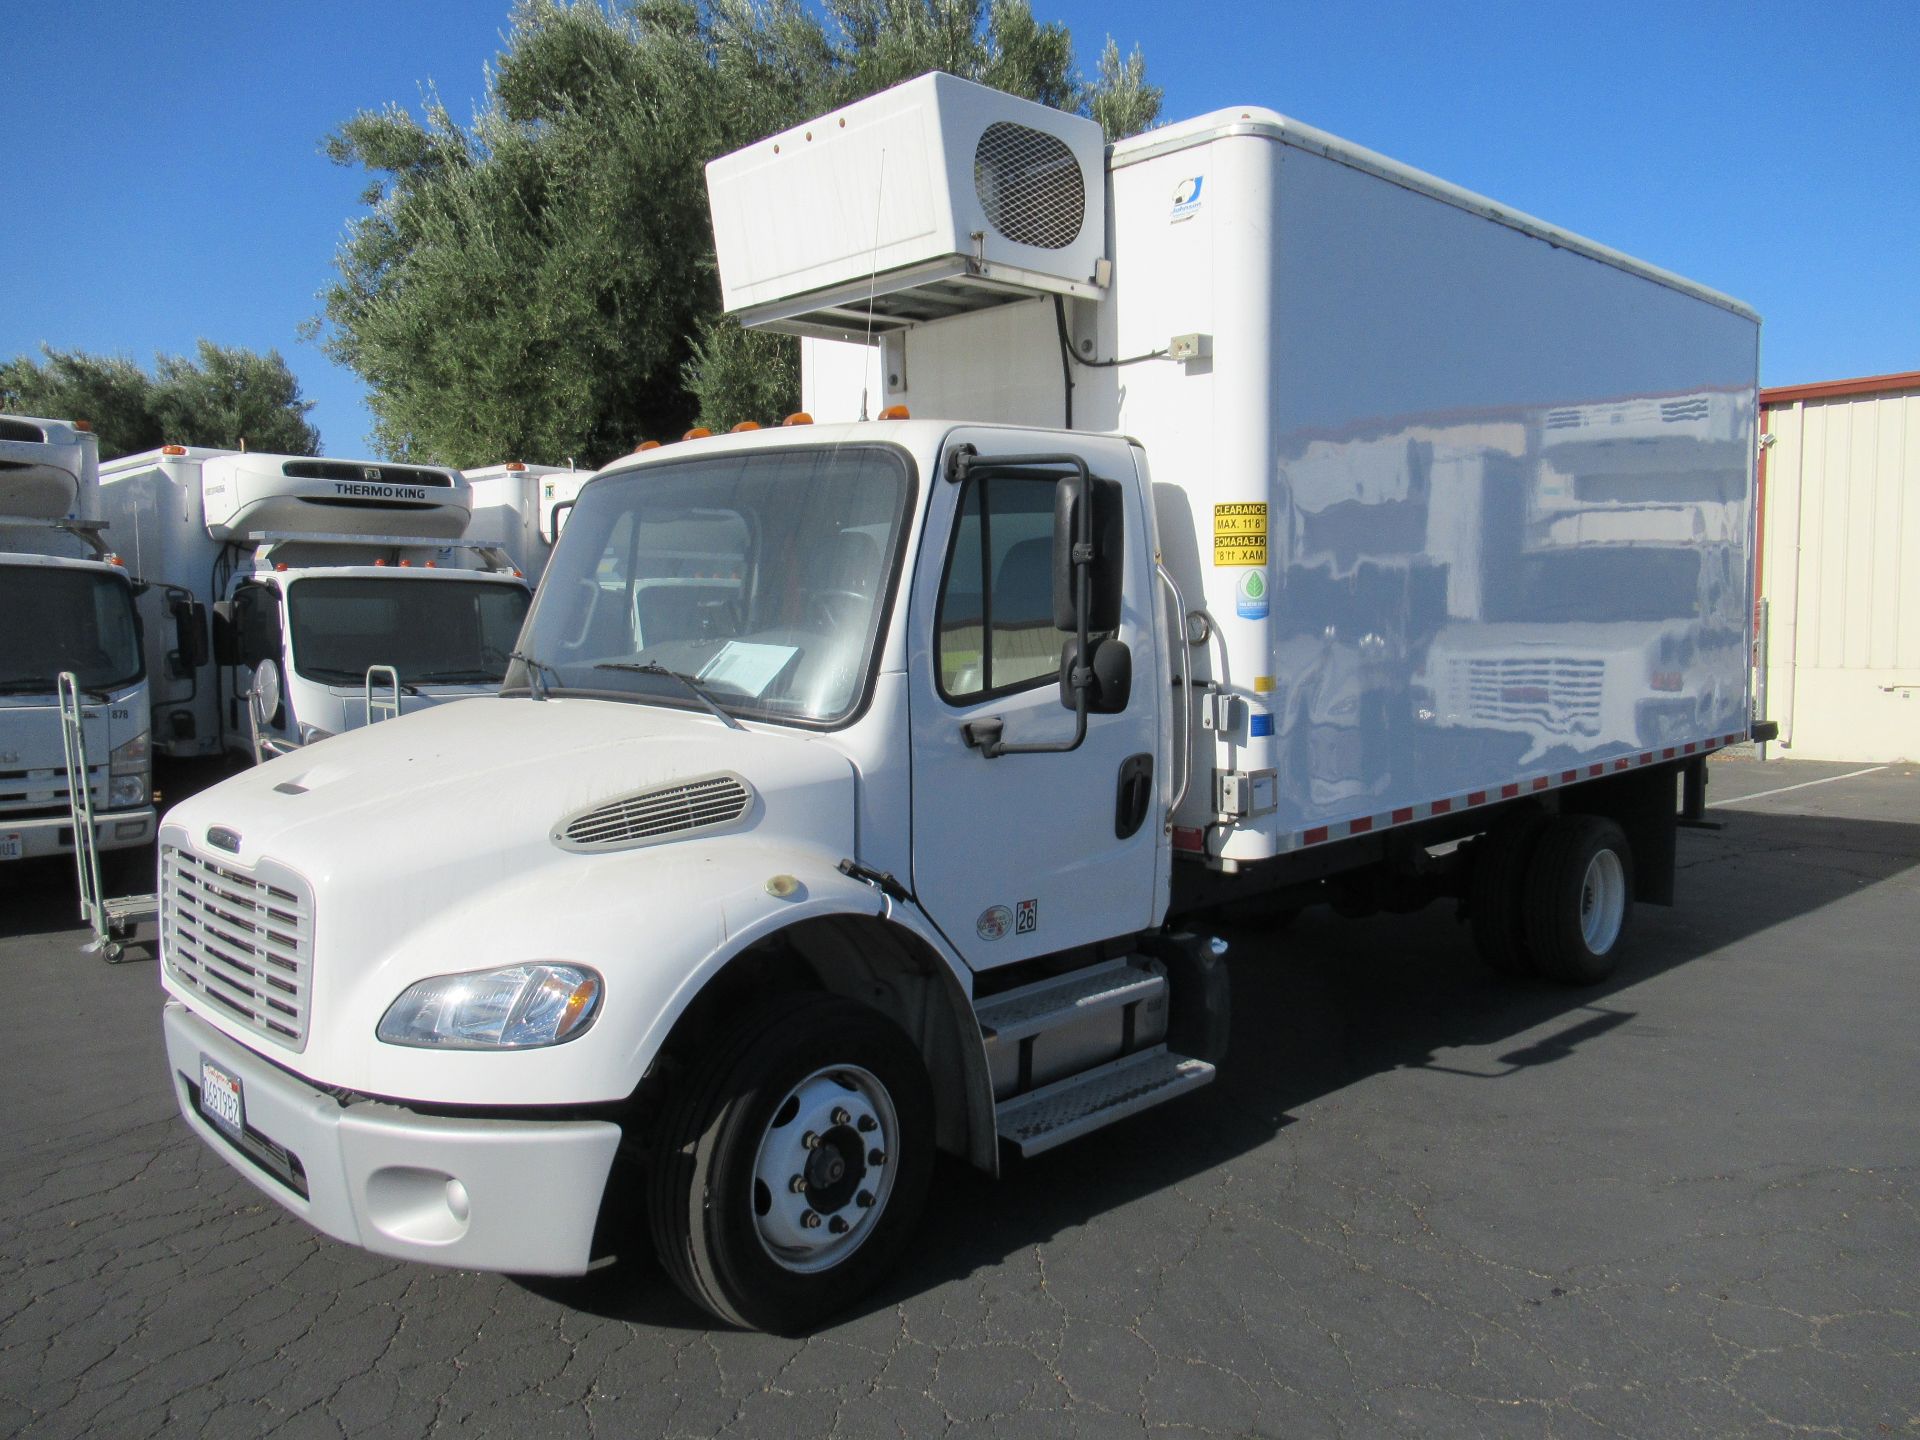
303, 666, 419, 694
510, 650, 560, 701
595, 661, 744, 731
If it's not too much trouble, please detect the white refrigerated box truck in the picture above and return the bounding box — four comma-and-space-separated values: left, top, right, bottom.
462, 461, 582, 585
0, 415, 154, 865
155, 74, 1764, 1331
99, 446, 533, 761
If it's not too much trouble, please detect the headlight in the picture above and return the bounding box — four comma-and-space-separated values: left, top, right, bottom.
108, 774, 148, 807
376, 964, 603, 1050
108, 731, 150, 774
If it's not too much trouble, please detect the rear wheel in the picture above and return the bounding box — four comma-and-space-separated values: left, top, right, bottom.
1468, 811, 1548, 977
647, 993, 934, 1333
1524, 815, 1634, 985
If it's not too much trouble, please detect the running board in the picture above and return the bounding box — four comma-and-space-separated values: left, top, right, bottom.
975, 956, 1162, 1044
994, 1045, 1216, 1158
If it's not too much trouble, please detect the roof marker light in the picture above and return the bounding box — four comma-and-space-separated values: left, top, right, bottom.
399, 559, 412, 567
374, 558, 388, 566
74, 420, 92, 432
275, 562, 289, 572
783, 412, 813, 427
878, 405, 911, 420
506, 461, 526, 472
162, 444, 187, 456
731, 421, 761, 432
683, 427, 712, 441
637, 440, 660, 451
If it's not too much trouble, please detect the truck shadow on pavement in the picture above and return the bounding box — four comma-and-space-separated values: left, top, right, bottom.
529, 806, 1920, 1329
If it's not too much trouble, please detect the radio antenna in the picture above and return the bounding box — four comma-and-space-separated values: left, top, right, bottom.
859, 147, 887, 422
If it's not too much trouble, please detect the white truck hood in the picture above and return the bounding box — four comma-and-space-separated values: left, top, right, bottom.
158, 695, 862, 1097
163, 694, 856, 881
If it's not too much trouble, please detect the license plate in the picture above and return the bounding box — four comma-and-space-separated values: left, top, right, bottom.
0, 835, 20, 861
199, 1055, 246, 1145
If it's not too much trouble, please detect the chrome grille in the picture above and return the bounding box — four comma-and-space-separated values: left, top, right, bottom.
161, 845, 314, 1051
0, 764, 107, 819
556, 775, 752, 852
973, 122, 1086, 250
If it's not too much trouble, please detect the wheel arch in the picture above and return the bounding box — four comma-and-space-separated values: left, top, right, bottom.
639, 909, 998, 1175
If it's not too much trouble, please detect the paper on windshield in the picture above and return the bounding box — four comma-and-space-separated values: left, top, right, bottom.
698, 641, 798, 697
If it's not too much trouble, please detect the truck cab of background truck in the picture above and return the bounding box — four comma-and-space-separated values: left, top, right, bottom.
0, 415, 154, 864
96, 446, 533, 763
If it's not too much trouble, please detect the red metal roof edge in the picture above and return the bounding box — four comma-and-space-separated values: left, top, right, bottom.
1760, 369, 1920, 406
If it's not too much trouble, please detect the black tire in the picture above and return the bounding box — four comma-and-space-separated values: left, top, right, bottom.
646, 993, 934, 1333
1524, 815, 1634, 985
1468, 811, 1548, 977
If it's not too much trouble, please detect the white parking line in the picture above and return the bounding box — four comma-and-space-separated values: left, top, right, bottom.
1708, 765, 1887, 808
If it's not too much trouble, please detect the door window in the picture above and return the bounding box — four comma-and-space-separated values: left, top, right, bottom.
936, 474, 1067, 701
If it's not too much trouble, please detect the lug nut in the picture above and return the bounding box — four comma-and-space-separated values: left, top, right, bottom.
857, 1115, 877, 1132
831, 1107, 851, 1126
856, 1190, 875, 1208
868, 1148, 886, 1167
829, 1216, 849, 1234
802, 1211, 822, 1229
802, 1130, 821, 1149
789, 1175, 808, 1194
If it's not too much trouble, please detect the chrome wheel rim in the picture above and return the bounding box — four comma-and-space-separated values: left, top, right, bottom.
1580, 849, 1626, 954
751, 1064, 897, 1274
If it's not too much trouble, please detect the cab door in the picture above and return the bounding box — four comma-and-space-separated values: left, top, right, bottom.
907, 431, 1164, 971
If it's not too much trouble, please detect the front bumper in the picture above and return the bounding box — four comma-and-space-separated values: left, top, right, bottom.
163, 1002, 623, 1275
0, 805, 155, 860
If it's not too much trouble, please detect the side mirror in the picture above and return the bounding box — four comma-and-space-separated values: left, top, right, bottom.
227, 588, 283, 668
168, 594, 209, 674
1059, 637, 1132, 714
1051, 475, 1124, 634
211, 600, 238, 666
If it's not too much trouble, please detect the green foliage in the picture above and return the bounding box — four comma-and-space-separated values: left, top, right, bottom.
321, 0, 1160, 466
0, 343, 320, 461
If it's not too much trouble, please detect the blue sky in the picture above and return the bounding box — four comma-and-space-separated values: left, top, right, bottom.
7, 2, 1916, 457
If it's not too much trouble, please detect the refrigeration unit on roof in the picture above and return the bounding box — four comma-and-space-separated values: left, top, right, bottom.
0, 417, 86, 520
201, 453, 471, 542
707, 72, 1109, 340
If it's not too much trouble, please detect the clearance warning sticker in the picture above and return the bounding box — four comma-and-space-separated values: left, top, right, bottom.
1213, 502, 1268, 566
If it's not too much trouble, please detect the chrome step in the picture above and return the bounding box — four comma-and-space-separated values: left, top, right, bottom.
975, 957, 1163, 1045
994, 1045, 1216, 1157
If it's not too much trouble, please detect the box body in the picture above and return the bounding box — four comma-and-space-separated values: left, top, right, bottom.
749, 91, 1759, 860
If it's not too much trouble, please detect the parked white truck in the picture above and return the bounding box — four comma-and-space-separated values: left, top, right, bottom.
462, 461, 582, 585
98, 446, 533, 761
155, 75, 1764, 1331
0, 416, 154, 866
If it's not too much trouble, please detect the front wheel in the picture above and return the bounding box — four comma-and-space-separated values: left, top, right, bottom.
646, 993, 934, 1332
1524, 815, 1634, 985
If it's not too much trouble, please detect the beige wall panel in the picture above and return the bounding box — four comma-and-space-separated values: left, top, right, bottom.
1761, 385, 1920, 762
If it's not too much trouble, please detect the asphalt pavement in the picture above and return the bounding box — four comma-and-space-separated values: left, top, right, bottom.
2, 756, 1916, 1438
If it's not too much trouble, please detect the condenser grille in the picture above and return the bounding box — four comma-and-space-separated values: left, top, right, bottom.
973, 122, 1086, 251
556, 775, 753, 852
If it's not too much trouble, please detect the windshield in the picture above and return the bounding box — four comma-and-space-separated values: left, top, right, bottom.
285, 577, 530, 687
0, 564, 143, 694
509, 446, 911, 725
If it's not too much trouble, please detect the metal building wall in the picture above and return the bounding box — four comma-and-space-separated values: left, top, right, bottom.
1760, 372, 1920, 761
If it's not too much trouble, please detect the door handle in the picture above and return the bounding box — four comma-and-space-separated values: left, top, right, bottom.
1115, 753, 1153, 839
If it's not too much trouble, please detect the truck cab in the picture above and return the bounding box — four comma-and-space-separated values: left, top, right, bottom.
97, 447, 533, 761
0, 416, 154, 863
